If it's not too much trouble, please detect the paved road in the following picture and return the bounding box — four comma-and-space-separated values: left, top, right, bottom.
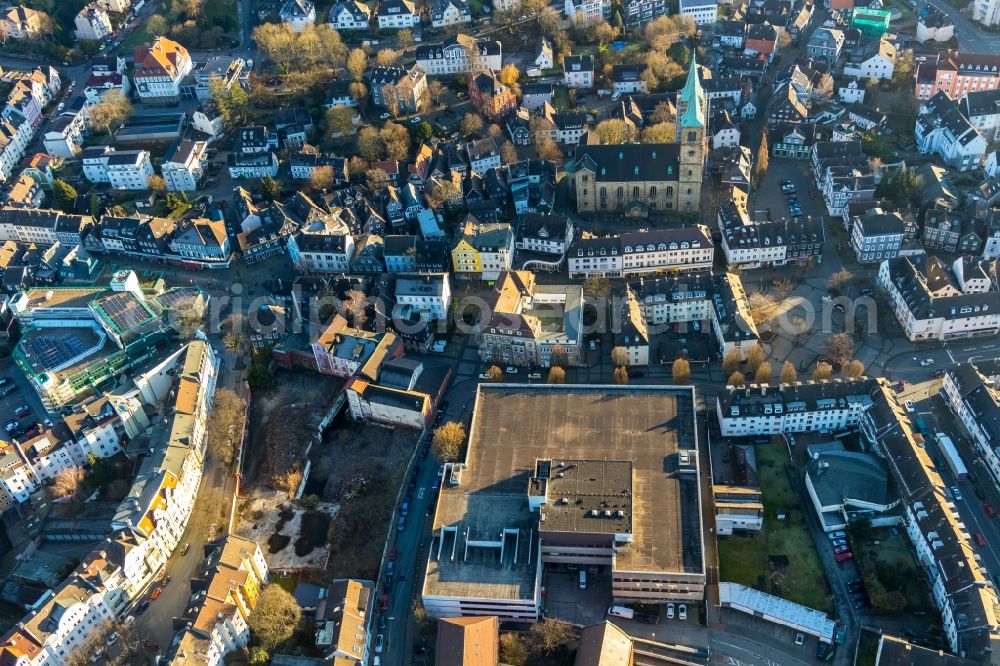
925, 0, 1000, 51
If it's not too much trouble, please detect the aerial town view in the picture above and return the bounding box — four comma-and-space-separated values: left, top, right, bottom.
0, 0, 998, 661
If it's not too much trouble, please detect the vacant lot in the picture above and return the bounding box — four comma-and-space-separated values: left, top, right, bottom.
718, 441, 832, 613
237, 495, 339, 570
316, 421, 421, 581
243, 370, 344, 491
854, 528, 932, 613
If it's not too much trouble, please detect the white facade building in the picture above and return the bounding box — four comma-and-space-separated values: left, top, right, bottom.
161, 139, 207, 192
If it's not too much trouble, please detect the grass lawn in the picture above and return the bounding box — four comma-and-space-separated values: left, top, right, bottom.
854, 528, 932, 613
718, 441, 833, 613
204, 0, 238, 28
552, 86, 569, 111
270, 573, 299, 594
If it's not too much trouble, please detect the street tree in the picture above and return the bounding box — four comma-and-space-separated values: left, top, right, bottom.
611, 346, 628, 367
779, 361, 797, 383
755, 361, 773, 384
547, 366, 565, 384
375, 47, 400, 66
672, 357, 691, 384
365, 168, 390, 192
827, 269, 852, 294
397, 29, 414, 49
825, 332, 855, 367
551, 344, 568, 368
746, 344, 765, 373
613, 366, 629, 384
535, 136, 563, 161
812, 362, 833, 380
728, 371, 746, 386
486, 365, 504, 382
433, 421, 467, 461
530, 619, 574, 656
753, 132, 769, 186
722, 348, 742, 375
428, 79, 446, 105
843, 359, 865, 378
347, 48, 367, 81
249, 585, 301, 650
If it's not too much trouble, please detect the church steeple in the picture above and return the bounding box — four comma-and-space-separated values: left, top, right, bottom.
678, 53, 706, 128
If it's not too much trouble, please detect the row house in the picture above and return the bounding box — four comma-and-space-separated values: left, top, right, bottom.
716, 378, 878, 438
169, 218, 231, 264
942, 360, 1000, 489
859, 382, 999, 663
915, 91, 988, 172
83, 146, 155, 190
850, 209, 905, 264
515, 213, 574, 258
290, 151, 349, 182
292, 232, 354, 273
478, 270, 583, 367
395, 272, 452, 321
383, 236, 449, 273
416, 34, 501, 75
914, 50, 1000, 101
0, 206, 93, 245
567, 226, 714, 278
563, 0, 607, 25
311, 315, 401, 377
878, 254, 1000, 341
163, 535, 268, 664
86, 214, 178, 258
629, 271, 759, 360
451, 219, 514, 281
922, 206, 983, 254
716, 196, 826, 267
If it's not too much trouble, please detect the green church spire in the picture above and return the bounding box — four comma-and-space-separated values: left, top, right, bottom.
679, 52, 706, 128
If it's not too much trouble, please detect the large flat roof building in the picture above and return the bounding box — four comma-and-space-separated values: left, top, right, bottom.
422, 384, 705, 621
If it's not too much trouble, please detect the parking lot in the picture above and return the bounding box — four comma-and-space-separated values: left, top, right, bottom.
0, 356, 50, 438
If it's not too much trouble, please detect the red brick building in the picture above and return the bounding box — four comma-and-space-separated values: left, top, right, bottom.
468, 69, 517, 120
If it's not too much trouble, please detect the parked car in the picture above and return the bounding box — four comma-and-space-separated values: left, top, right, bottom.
952, 486, 963, 501
974, 532, 986, 547
149, 587, 162, 601
180, 542, 190, 556
831, 539, 847, 547
106, 633, 119, 646
375, 634, 384, 654
827, 531, 846, 540
3, 420, 17, 432
834, 545, 850, 554
14, 405, 30, 418
834, 551, 853, 562
795, 633, 805, 645
984, 502, 996, 518
920, 358, 934, 367
589, 339, 597, 351
389, 547, 398, 561
505, 367, 518, 374
678, 604, 687, 620
904, 400, 916, 413
666, 602, 675, 619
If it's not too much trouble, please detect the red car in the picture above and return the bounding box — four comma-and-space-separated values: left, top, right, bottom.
984, 502, 996, 518
834, 551, 853, 562
388, 547, 398, 561
150, 587, 162, 600
974, 532, 987, 547
378, 593, 388, 611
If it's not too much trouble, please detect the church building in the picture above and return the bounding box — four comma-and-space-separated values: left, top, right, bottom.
567, 55, 709, 217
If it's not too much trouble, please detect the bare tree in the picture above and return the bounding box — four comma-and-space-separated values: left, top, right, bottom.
485, 365, 504, 382
722, 348, 742, 375
613, 366, 629, 384
610, 346, 628, 367
812, 362, 833, 380
747, 344, 765, 373
88, 89, 133, 135
728, 371, 746, 387
433, 421, 466, 461
550, 344, 568, 368
547, 366, 565, 384
843, 359, 865, 378
779, 361, 797, 383
52, 467, 85, 499
206, 388, 245, 465
754, 361, 773, 384
672, 357, 691, 384
825, 333, 855, 367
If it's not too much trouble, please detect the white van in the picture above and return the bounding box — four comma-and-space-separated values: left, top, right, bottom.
608, 605, 634, 619
579, 570, 587, 589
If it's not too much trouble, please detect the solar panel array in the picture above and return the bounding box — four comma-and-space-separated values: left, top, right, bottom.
156, 288, 200, 310
23, 333, 90, 371
98, 293, 152, 332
